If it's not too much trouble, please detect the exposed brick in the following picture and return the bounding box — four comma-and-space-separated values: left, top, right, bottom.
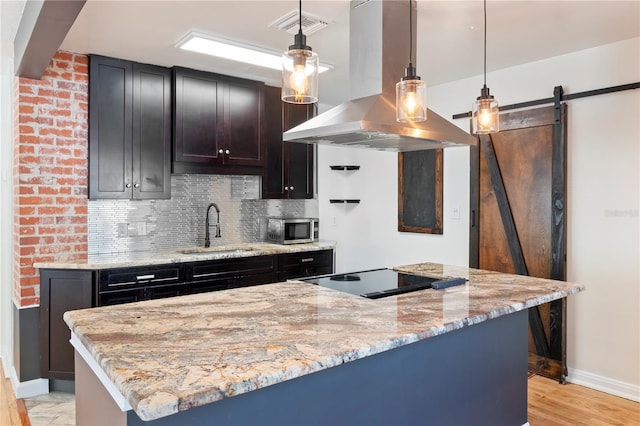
18, 145, 35, 155
54, 51, 73, 61
15, 50, 89, 307
57, 157, 86, 167
19, 96, 53, 106
18, 206, 36, 215
37, 205, 70, 214
49, 108, 72, 117
20, 287, 36, 298
18, 186, 35, 195
40, 128, 73, 137
38, 88, 71, 99
19, 125, 35, 134
19, 195, 55, 205
20, 276, 40, 286
58, 234, 87, 244
21, 297, 40, 306
20, 266, 36, 276
20, 246, 36, 256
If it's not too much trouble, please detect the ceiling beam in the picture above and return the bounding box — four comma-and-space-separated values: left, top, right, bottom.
14, 0, 85, 79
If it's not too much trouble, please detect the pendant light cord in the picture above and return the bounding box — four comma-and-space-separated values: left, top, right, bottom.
409, 0, 413, 64
299, 0, 303, 34
483, 0, 487, 87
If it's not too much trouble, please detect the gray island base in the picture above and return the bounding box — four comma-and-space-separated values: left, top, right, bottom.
76, 310, 527, 426
65, 262, 584, 426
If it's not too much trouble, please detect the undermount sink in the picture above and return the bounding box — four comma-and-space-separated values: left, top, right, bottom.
178, 248, 254, 256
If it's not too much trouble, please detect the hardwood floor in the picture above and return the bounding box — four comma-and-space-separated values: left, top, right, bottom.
0, 363, 29, 426
528, 375, 639, 425
1, 363, 638, 426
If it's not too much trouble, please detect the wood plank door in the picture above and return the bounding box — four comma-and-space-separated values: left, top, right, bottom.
469, 98, 568, 381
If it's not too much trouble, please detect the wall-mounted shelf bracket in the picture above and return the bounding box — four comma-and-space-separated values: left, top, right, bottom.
330, 165, 360, 171
329, 199, 360, 204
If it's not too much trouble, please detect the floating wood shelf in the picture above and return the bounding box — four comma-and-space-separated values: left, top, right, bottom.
329, 199, 360, 204
330, 165, 360, 171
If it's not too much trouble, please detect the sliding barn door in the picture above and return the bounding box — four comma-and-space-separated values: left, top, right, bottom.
469, 101, 568, 382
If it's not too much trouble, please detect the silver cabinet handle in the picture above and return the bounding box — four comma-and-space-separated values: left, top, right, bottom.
301, 258, 314, 263
225, 149, 230, 155
290, 186, 294, 190
125, 183, 132, 188
284, 186, 289, 191
133, 183, 140, 188
218, 149, 224, 154
136, 274, 155, 280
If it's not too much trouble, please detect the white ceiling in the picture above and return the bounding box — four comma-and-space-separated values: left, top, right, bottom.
60, 0, 640, 107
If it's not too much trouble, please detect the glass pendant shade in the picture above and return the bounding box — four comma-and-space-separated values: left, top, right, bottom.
282, 48, 319, 104
472, 86, 499, 134
396, 77, 427, 122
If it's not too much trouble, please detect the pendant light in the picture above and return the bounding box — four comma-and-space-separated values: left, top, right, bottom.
472, 0, 499, 134
396, 0, 426, 123
282, 0, 319, 104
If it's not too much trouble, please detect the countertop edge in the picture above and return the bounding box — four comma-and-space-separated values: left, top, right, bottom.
34, 241, 336, 270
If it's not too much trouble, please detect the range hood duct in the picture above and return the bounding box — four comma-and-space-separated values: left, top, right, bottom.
283, 0, 476, 152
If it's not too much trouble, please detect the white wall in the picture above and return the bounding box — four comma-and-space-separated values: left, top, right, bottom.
0, 0, 23, 378
318, 145, 470, 272
318, 37, 640, 400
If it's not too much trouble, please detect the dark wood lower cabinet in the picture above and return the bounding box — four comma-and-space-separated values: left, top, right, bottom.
185, 255, 278, 293
40, 249, 333, 379
40, 269, 94, 380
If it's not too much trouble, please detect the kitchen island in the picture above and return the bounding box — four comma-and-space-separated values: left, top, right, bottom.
64, 262, 584, 426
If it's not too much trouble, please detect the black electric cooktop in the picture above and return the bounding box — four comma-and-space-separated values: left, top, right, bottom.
301, 268, 466, 299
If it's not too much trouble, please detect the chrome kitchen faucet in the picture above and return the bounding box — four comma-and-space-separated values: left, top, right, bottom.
204, 202, 221, 247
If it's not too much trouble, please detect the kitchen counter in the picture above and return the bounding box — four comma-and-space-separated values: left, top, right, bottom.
64, 262, 584, 425
33, 241, 336, 270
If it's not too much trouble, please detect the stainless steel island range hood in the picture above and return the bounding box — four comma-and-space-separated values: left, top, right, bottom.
283, 0, 476, 152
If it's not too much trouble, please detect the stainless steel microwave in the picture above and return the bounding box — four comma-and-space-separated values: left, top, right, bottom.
267, 217, 316, 245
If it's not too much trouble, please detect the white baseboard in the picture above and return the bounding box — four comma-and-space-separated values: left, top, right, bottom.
567, 368, 640, 402
5, 361, 49, 399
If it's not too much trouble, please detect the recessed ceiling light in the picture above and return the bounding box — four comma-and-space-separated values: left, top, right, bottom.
176, 32, 332, 74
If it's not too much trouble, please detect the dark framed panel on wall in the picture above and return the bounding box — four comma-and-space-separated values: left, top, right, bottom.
398, 149, 443, 234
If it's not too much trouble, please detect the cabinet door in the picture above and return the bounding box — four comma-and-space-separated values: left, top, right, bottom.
223, 79, 264, 167
132, 63, 171, 199
263, 86, 286, 198
40, 270, 94, 380
262, 85, 316, 199
89, 56, 133, 199
173, 67, 224, 173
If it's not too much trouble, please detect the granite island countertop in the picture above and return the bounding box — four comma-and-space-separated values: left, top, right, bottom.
33, 241, 336, 270
64, 262, 584, 421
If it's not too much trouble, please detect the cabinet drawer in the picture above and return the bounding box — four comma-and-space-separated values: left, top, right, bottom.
98, 264, 183, 291
98, 282, 185, 306
279, 250, 333, 268
187, 255, 277, 282
231, 272, 278, 289
98, 288, 146, 306
279, 250, 334, 280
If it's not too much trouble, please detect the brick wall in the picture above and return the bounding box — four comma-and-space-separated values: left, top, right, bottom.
14, 51, 89, 307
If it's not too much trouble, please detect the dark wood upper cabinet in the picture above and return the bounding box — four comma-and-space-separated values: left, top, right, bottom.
263, 85, 316, 199
172, 67, 265, 175
89, 55, 171, 200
